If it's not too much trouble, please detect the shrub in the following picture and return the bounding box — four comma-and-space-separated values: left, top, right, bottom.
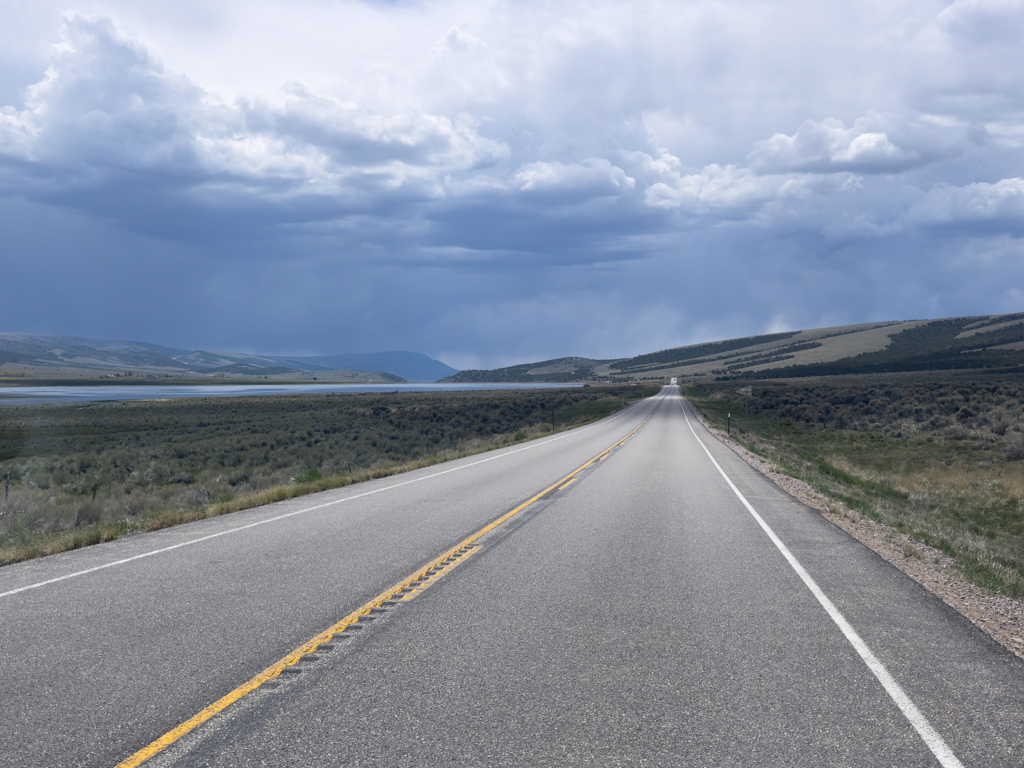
0, 384, 648, 561
292, 467, 323, 484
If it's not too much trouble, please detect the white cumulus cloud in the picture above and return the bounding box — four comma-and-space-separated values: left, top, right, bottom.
513, 158, 635, 194
749, 117, 920, 174
643, 162, 828, 216
433, 27, 488, 55
908, 178, 1024, 228
0, 14, 509, 213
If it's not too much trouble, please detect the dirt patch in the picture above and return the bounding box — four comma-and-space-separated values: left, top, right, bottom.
694, 412, 1024, 662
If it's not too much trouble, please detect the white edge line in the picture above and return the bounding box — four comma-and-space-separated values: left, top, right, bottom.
678, 395, 965, 768
1, 401, 647, 599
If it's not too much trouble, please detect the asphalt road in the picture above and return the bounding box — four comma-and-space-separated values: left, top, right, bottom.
2, 386, 1022, 767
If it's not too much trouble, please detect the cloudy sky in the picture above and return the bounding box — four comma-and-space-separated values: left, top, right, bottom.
1, 0, 1021, 368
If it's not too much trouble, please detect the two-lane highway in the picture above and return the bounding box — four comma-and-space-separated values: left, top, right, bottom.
0, 393, 661, 767
3, 387, 1022, 766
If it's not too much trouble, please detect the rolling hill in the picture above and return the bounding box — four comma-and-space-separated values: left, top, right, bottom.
0, 334, 458, 382
441, 313, 1024, 383
6, 313, 1021, 386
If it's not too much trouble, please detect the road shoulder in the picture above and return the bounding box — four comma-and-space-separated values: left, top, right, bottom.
687, 401, 1024, 663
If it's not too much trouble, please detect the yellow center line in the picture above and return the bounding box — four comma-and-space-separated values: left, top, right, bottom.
114, 413, 652, 768
558, 477, 578, 490
400, 546, 480, 601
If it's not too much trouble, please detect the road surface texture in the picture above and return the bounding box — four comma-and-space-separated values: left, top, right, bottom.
2, 387, 1022, 767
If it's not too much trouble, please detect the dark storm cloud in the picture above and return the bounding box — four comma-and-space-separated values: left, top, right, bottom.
0, 1, 1021, 366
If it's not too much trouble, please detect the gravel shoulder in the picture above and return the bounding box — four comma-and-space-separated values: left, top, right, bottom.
693, 410, 1024, 663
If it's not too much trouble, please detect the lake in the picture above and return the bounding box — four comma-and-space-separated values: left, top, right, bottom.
0, 382, 581, 408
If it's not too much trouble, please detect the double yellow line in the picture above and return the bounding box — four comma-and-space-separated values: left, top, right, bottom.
115, 413, 651, 768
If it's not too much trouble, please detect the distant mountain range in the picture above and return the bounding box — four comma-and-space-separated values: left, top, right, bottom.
441, 312, 1024, 382
0, 334, 459, 383
267, 352, 458, 382
7, 313, 1021, 387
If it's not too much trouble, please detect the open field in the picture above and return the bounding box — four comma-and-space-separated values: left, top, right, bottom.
0, 384, 657, 564
683, 371, 1024, 598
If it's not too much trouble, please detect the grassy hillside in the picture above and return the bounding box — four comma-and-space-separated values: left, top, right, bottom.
721, 314, 1024, 380
445, 313, 1024, 383
608, 332, 800, 375
443, 357, 611, 383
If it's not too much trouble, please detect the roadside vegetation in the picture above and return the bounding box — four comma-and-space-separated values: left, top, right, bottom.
684, 373, 1024, 599
0, 385, 658, 564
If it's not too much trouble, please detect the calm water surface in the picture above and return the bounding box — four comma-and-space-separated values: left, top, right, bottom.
0, 382, 580, 408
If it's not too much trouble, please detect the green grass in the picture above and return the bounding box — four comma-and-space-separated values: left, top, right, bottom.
684, 376, 1024, 599
292, 467, 323, 484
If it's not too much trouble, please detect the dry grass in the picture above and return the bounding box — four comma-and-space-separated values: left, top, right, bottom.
757, 322, 919, 369
902, 543, 924, 559
0, 444, 471, 565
